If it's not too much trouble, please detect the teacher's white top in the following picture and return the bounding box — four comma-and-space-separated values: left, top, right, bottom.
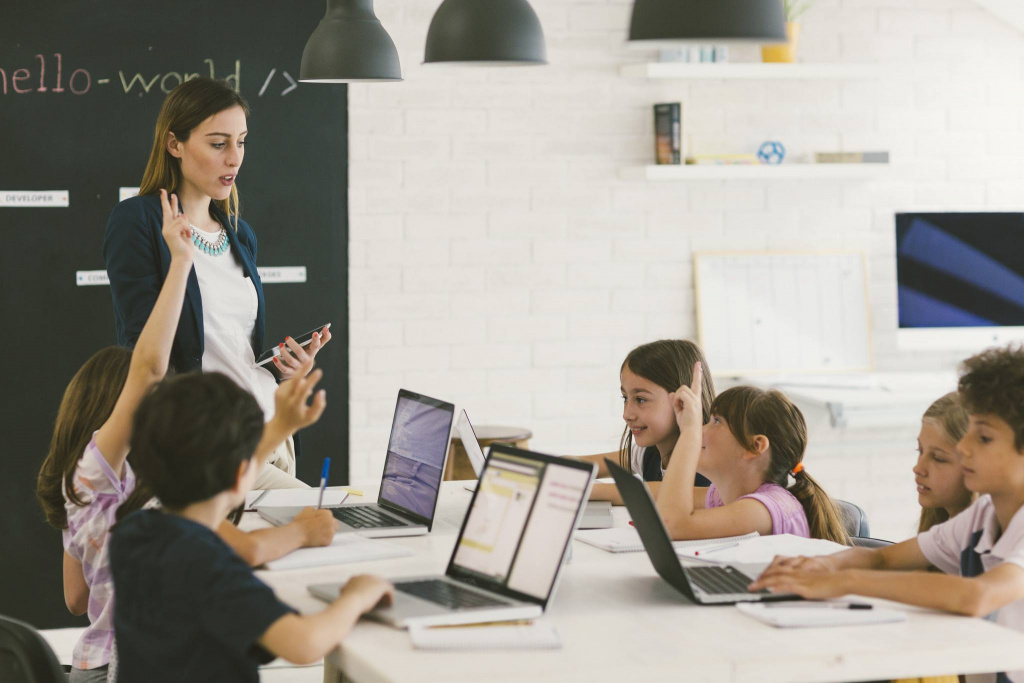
191, 226, 279, 420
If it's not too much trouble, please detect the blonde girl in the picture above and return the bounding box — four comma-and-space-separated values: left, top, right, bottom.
915, 392, 973, 533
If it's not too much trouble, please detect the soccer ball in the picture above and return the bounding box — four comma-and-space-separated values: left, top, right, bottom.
757, 141, 786, 165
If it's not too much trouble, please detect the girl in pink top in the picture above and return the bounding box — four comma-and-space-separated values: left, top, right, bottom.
656, 363, 849, 544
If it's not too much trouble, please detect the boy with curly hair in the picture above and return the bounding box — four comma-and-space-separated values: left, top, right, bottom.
752, 344, 1024, 683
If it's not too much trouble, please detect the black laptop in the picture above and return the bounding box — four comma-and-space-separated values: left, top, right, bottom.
606, 459, 800, 605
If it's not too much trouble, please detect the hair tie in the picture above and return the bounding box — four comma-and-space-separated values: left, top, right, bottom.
790, 462, 804, 476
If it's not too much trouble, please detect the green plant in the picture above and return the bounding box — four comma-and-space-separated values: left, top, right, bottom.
783, 0, 815, 22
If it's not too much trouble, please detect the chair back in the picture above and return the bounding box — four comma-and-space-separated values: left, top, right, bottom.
836, 499, 871, 538
0, 615, 66, 683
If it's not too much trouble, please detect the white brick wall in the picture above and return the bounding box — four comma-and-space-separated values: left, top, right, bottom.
347, 0, 1024, 541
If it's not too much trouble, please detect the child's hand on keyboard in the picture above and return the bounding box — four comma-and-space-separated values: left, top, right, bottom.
340, 575, 395, 613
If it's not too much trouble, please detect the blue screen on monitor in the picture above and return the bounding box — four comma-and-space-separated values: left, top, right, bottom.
895, 213, 1024, 329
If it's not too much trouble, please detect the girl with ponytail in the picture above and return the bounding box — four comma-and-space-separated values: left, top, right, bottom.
656, 364, 849, 544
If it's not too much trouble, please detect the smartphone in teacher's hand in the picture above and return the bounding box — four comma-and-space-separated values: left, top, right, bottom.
254, 323, 332, 368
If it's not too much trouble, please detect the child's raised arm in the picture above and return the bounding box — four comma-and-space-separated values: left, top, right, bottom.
253, 364, 327, 466
655, 364, 765, 539
94, 190, 194, 475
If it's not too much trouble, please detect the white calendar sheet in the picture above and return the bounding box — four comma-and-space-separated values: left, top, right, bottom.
695, 251, 872, 375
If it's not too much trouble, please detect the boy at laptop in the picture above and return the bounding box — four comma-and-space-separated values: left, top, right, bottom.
110, 372, 393, 681
752, 345, 1024, 682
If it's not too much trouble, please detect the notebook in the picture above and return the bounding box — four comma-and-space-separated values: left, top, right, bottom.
575, 527, 758, 554
262, 533, 412, 571
736, 602, 906, 628
245, 487, 348, 511
408, 621, 561, 650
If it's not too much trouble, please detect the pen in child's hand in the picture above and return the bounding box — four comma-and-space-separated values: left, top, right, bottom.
317, 457, 331, 509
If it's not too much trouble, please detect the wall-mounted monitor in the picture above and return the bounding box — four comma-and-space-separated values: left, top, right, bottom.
896, 212, 1024, 351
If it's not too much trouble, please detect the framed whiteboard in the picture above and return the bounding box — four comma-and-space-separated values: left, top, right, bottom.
694, 251, 873, 375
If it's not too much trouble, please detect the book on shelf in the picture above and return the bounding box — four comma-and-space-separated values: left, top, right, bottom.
814, 151, 889, 164
685, 153, 759, 166
653, 103, 682, 165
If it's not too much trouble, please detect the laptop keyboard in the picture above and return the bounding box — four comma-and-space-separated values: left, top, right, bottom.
332, 506, 410, 529
687, 566, 769, 595
396, 580, 509, 610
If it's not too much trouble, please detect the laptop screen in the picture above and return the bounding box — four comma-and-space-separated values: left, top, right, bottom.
379, 390, 455, 523
448, 447, 594, 605
455, 410, 486, 477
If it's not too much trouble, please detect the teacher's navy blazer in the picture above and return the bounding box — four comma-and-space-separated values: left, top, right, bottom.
102, 194, 266, 373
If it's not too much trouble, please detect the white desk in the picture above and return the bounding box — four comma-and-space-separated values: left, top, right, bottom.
255, 483, 1024, 683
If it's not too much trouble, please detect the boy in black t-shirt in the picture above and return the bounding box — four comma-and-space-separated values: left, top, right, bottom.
110, 367, 393, 683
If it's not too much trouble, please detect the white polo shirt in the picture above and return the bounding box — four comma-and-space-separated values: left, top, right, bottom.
919, 494, 1024, 683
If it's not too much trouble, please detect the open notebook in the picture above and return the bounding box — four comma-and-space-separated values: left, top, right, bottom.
575, 528, 758, 554
262, 533, 412, 571
408, 621, 561, 651
736, 602, 906, 628
245, 487, 348, 511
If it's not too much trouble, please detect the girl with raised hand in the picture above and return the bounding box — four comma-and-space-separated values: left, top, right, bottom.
37, 193, 333, 682
656, 363, 849, 543
571, 339, 715, 504
36, 189, 194, 682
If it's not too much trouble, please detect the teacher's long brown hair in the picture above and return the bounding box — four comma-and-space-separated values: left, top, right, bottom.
138, 77, 250, 230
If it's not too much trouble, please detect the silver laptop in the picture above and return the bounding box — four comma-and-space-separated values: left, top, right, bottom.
457, 409, 613, 529
259, 389, 455, 538
309, 444, 597, 628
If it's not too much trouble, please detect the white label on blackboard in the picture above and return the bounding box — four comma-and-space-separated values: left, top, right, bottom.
0, 191, 69, 207
76, 267, 305, 286
257, 266, 306, 283
76, 270, 110, 286
119, 187, 140, 202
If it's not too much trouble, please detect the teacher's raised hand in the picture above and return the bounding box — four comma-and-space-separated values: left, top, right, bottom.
159, 189, 194, 263
274, 326, 332, 379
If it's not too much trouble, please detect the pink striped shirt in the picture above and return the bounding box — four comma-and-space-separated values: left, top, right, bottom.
62, 435, 135, 670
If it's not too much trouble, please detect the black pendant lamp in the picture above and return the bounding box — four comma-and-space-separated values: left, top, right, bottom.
628, 0, 787, 44
300, 0, 402, 82
424, 0, 547, 66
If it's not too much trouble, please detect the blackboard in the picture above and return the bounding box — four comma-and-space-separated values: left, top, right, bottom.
0, 0, 348, 629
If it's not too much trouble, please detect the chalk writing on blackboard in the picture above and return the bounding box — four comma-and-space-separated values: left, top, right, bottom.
1, 54, 294, 98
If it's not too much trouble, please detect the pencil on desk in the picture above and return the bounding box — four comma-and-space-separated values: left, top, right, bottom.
428, 620, 534, 630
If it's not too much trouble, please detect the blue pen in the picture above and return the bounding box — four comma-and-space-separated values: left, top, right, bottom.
317, 457, 331, 509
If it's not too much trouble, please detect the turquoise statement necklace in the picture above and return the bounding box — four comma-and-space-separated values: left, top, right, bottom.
190, 224, 230, 256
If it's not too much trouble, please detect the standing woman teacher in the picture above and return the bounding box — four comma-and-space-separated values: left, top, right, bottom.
103, 77, 330, 489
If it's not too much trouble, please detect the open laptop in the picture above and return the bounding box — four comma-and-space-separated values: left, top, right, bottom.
606, 459, 800, 605
259, 389, 455, 538
456, 410, 613, 529
309, 444, 597, 628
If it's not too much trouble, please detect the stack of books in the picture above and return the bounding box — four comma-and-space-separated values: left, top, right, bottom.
653, 103, 682, 165
814, 151, 889, 164
685, 154, 760, 166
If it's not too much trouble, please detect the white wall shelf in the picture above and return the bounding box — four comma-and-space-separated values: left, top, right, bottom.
619, 163, 889, 181
619, 63, 881, 80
